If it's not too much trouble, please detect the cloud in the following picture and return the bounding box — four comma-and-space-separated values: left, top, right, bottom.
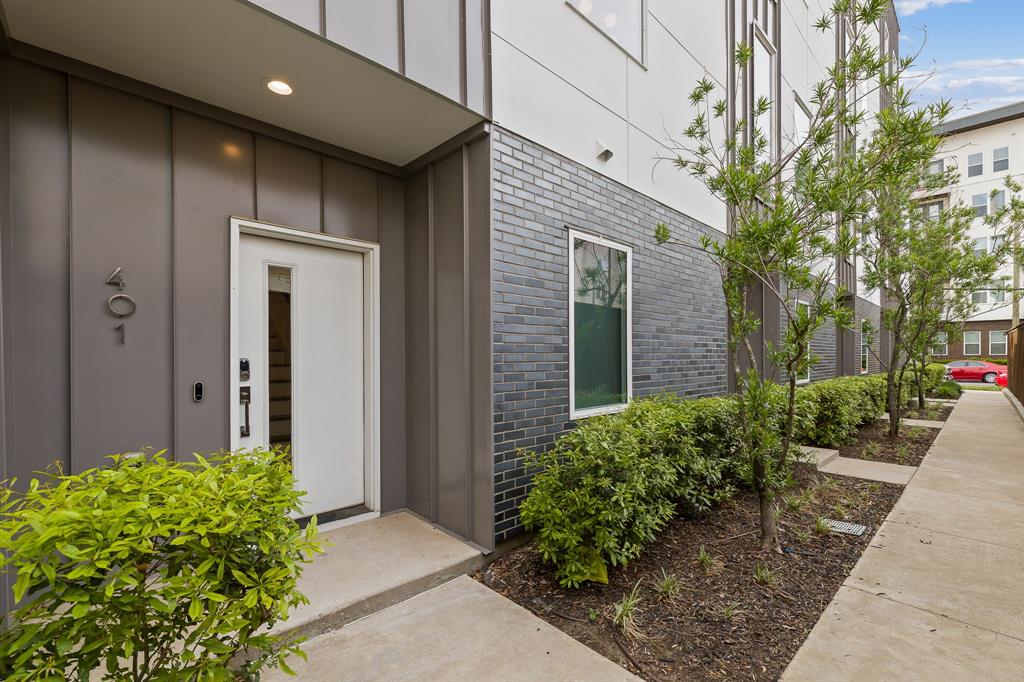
895, 0, 971, 16
904, 57, 1024, 113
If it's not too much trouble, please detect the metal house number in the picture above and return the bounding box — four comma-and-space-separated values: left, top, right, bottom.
105, 267, 137, 344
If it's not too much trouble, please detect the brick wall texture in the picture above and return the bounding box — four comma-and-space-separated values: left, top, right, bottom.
855, 297, 883, 374
490, 126, 728, 542
935, 319, 1013, 362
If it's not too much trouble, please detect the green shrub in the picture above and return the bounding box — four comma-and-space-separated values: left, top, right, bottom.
519, 414, 679, 587
923, 363, 946, 391
800, 378, 873, 447
0, 449, 322, 681
520, 396, 738, 587
933, 380, 962, 399
979, 357, 1008, 365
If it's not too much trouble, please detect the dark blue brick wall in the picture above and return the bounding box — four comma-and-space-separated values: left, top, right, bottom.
490, 126, 729, 543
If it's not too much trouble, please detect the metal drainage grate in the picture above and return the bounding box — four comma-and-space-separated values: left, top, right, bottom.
824, 519, 867, 536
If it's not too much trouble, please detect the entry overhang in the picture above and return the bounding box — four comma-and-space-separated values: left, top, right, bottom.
0, 0, 484, 167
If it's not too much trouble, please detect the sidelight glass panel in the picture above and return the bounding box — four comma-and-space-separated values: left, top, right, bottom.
572, 235, 630, 413
267, 266, 293, 451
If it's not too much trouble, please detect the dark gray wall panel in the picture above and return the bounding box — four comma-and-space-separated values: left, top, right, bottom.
403, 0, 461, 102
3, 62, 70, 485
323, 157, 379, 242
173, 112, 255, 458
325, 0, 400, 71
69, 79, 173, 470
379, 174, 406, 511
256, 136, 322, 231
466, 136, 493, 547
433, 150, 468, 538
404, 168, 432, 518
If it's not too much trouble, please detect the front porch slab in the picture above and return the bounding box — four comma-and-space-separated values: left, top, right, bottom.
265, 576, 640, 682
272, 511, 483, 640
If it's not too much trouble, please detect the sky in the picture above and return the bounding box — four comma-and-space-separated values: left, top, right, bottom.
895, 0, 1024, 117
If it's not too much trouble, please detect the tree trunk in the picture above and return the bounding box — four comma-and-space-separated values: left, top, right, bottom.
754, 461, 781, 553
887, 333, 902, 438
916, 350, 926, 409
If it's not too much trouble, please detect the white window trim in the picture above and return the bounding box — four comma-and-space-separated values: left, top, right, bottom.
963, 331, 982, 356
795, 299, 811, 385
931, 332, 948, 357
993, 146, 1009, 172
967, 152, 983, 176
564, 0, 648, 68
989, 331, 1008, 356
859, 320, 869, 374
568, 229, 633, 419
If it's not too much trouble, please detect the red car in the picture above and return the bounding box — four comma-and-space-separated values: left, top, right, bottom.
945, 360, 1006, 384
995, 371, 1008, 388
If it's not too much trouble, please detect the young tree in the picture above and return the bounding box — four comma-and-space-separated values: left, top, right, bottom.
858, 103, 1008, 435
655, 0, 905, 552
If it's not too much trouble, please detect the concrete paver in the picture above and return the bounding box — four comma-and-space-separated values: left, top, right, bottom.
265, 576, 640, 682
878, 413, 945, 428
817, 456, 917, 485
272, 512, 482, 639
783, 391, 1024, 681
783, 586, 1024, 682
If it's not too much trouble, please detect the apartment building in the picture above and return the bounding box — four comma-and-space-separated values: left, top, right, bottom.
0, 0, 898, 563
924, 102, 1024, 363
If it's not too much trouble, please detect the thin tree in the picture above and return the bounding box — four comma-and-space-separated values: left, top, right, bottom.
655, 0, 906, 551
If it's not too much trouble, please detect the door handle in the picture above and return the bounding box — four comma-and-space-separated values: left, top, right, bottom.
240, 386, 251, 438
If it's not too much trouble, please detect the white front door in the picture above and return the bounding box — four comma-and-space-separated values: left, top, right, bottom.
236, 232, 366, 517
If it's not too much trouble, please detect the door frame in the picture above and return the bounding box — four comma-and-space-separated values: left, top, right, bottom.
228, 216, 381, 518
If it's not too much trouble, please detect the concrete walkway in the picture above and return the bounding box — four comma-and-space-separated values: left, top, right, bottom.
265, 576, 639, 682
783, 391, 1024, 681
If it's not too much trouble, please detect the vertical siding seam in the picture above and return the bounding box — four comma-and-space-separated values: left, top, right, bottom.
252, 132, 259, 220
319, 153, 325, 232
169, 106, 176, 458
0, 58, 11, 484
427, 163, 437, 522
461, 144, 472, 539
459, 0, 468, 107
319, 0, 327, 38
67, 74, 75, 471
397, 0, 406, 76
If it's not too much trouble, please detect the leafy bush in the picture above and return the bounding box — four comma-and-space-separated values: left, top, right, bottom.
933, 380, 962, 399
0, 449, 322, 681
800, 378, 875, 447
923, 363, 947, 392
519, 414, 678, 587
979, 357, 1008, 365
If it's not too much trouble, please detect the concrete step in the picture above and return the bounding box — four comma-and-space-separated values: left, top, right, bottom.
271, 511, 483, 642
798, 445, 839, 467
818, 456, 917, 485
878, 414, 945, 429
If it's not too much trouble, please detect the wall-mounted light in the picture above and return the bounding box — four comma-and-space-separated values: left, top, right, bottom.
265, 79, 293, 96
596, 141, 613, 162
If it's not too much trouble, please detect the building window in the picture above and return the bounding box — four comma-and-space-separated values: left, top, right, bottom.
993, 190, 1006, 212
796, 300, 811, 384
753, 27, 775, 162
972, 236, 988, 257
922, 200, 943, 219
569, 0, 644, 61
990, 330, 1007, 355
972, 194, 988, 218
930, 331, 948, 356
926, 158, 943, 176
991, 280, 1006, 303
968, 152, 983, 177
569, 230, 632, 417
860, 321, 870, 374
964, 330, 981, 356
993, 146, 1009, 172
971, 289, 987, 305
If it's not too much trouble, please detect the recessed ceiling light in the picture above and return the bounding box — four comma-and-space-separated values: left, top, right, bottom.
265, 79, 293, 96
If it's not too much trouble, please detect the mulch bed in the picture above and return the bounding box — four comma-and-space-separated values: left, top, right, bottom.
479, 470, 903, 682
837, 419, 940, 467
902, 402, 954, 422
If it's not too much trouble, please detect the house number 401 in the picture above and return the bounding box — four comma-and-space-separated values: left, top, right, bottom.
106, 267, 137, 344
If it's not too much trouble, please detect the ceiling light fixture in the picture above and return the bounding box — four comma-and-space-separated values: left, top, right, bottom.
265, 79, 293, 96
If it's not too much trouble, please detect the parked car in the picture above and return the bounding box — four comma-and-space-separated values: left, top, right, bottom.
995, 371, 1008, 388
945, 360, 1006, 383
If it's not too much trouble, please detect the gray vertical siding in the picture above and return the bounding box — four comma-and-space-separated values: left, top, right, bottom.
403, 134, 494, 549
0, 57, 429, 514
2, 61, 70, 483
69, 79, 174, 470
172, 112, 256, 458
